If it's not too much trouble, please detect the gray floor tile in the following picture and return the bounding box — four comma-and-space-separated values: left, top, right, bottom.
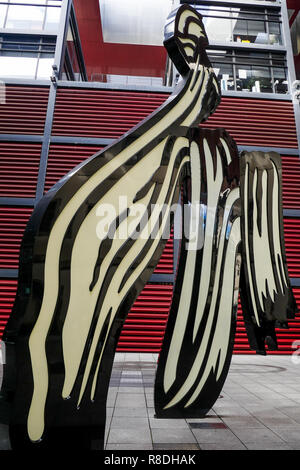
107, 428, 152, 445
245, 442, 294, 450
151, 428, 197, 444
233, 427, 286, 444
115, 393, 146, 408
199, 442, 247, 450
105, 444, 153, 450
110, 416, 149, 429
113, 407, 148, 418
192, 428, 242, 445
149, 417, 189, 429
153, 443, 200, 450
3, 353, 300, 451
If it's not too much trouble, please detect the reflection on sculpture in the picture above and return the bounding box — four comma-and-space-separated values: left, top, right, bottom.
0, 5, 297, 449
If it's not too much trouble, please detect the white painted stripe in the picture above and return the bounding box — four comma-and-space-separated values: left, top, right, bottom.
26, 63, 204, 442
89, 156, 191, 403
185, 218, 241, 407
243, 163, 260, 326
163, 140, 202, 393
252, 169, 277, 309
270, 161, 288, 292
220, 138, 232, 166
163, 192, 240, 410
192, 143, 223, 341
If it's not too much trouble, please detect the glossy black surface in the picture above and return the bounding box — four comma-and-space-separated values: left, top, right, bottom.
1, 5, 220, 449
239, 151, 298, 355
154, 128, 241, 418
0, 4, 297, 449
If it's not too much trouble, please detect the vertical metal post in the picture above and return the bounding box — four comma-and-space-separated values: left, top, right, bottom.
35, 0, 72, 203
54, 0, 73, 78
34, 82, 57, 202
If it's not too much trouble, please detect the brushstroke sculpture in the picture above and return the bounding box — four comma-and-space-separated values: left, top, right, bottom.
0, 5, 297, 449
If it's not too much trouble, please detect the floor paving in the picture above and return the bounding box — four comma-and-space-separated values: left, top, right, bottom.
2, 352, 300, 450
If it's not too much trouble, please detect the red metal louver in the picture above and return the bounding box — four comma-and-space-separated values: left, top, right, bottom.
205, 98, 298, 148
0, 279, 17, 339
44, 144, 103, 192
52, 89, 298, 148
0, 142, 42, 198
234, 289, 300, 355
116, 283, 174, 353
282, 154, 300, 209
153, 229, 174, 274
284, 218, 300, 278
0, 86, 49, 135
0, 207, 33, 270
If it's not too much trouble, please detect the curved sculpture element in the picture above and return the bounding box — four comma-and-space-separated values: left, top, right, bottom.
154, 145, 298, 417
239, 151, 298, 355
154, 128, 241, 417
1, 5, 220, 449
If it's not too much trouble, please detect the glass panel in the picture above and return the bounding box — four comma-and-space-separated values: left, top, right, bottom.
235, 64, 272, 93
44, 1, 61, 32
199, 7, 234, 42
273, 67, 288, 94
0, 5, 8, 28
0, 56, 37, 78
65, 24, 82, 79
99, 0, 173, 45
233, 16, 267, 44
5, 0, 46, 31
213, 62, 234, 91
0, 34, 40, 57
198, 6, 282, 46
36, 57, 53, 79
268, 22, 281, 45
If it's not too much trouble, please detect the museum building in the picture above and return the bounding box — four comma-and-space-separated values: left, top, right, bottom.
0, 0, 300, 355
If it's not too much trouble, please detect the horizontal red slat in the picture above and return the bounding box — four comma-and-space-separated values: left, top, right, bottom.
44, 144, 103, 192
0, 142, 42, 198
0, 207, 33, 270
284, 218, 300, 278
0, 279, 18, 338
0, 86, 49, 135
117, 283, 173, 352
52, 90, 298, 148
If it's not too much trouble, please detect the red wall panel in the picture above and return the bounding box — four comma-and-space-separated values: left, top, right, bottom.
45, 144, 103, 192
73, 0, 166, 81
282, 154, 300, 209
0, 279, 18, 339
284, 218, 300, 278
0, 85, 299, 356
234, 289, 300, 355
52, 89, 298, 148
0, 85, 49, 135
117, 283, 174, 353
0, 207, 33, 270
0, 142, 42, 198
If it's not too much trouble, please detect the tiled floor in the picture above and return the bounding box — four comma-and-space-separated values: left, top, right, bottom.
104, 353, 300, 450
2, 352, 300, 450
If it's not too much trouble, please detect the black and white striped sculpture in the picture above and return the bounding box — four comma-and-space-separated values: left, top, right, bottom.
1, 5, 297, 449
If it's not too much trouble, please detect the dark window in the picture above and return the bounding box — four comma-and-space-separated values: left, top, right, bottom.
0, 34, 56, 79
208, 49, 288, 95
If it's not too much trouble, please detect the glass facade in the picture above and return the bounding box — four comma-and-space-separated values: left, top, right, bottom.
0, 0, 292, 94
99, 0, 173, 46
209, 49, 288, 94
0, 0, 86, 81
196, 5, 282, 46
0, 34, 56, 79
0, 0, 62, 33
